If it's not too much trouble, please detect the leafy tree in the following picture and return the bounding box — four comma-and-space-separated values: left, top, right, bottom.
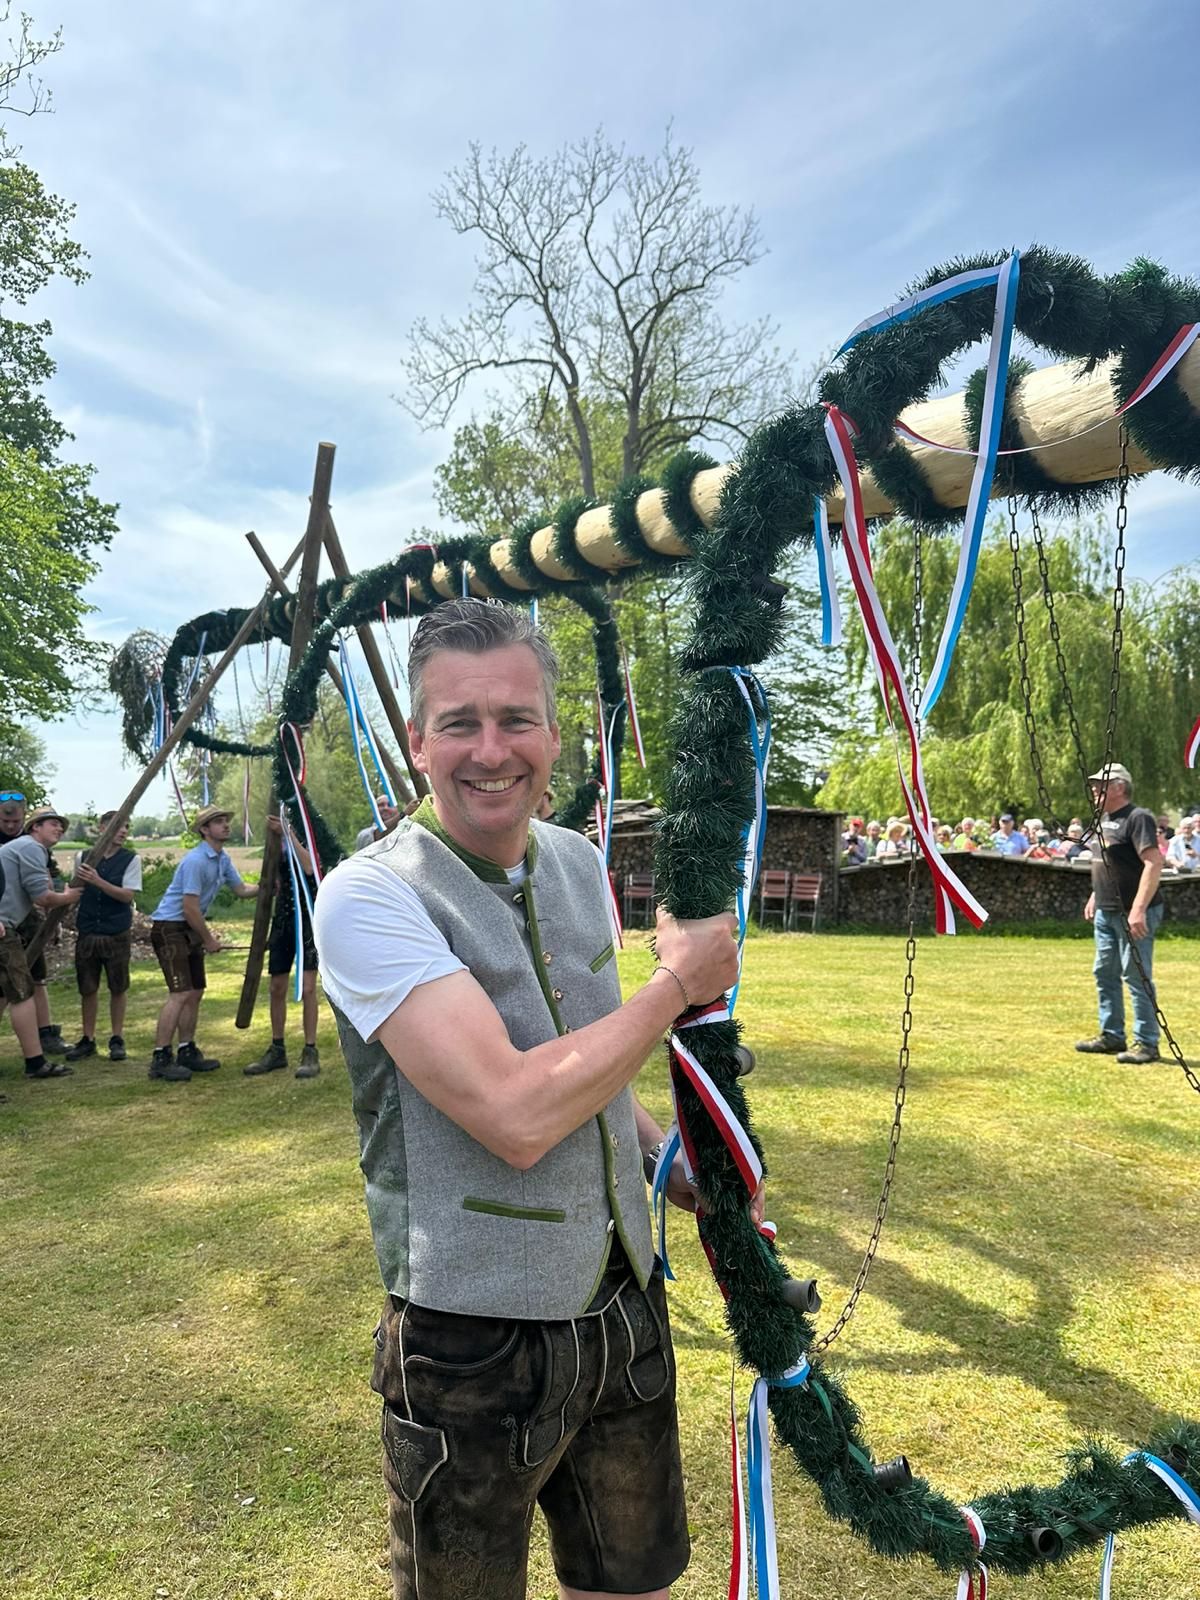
404, 129, 792, 495
0, 718, 51, 799
819, 516, 1200, 822
0, 12, 118, 756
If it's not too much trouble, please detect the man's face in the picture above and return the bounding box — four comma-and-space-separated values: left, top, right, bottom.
962, 821, 975, 835
31, 818, 64, 847
1091, 779, 1129, 813
201, 817, 232, 844
112, 821, 129, 847
1000, 818, 1013, 834
1182, 822, 1195, 839
0, 801, 25, 839
867, 824, 880, 840
409, 644, 561, 856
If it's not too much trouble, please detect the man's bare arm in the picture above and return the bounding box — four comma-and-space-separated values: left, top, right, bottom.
375, 909, 738, 1170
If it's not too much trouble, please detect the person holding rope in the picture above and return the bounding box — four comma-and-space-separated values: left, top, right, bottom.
314, 598, 749, 1600
0, 795, 71, 1057
0, 806, 82, 1079
148, 804, 260, 1082
243, 816, 321, 1079
1075, 761, 1164, 1066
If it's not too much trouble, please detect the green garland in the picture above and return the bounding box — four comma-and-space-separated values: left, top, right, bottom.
114, 247, 1200, 1583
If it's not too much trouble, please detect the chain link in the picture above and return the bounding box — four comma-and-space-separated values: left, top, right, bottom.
817, 526, 924, 1348
1035, 428, 1197, 1095
1008, 492, 1061, 826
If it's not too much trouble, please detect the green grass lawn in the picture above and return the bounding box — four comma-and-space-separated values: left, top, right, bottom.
2, 933, 1197, 1599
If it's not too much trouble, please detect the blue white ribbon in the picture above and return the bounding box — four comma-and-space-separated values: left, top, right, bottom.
837, 253, 1020, 714
337, 635, 396, 829
182, 630, 208, 701
813, 497, 843, 647
529, 596, 539, 625
728, 668, 770, 1016
280, 824, 315, 1003
745, 1358, 812, 1598
650, 1126, 683, 1280
1098, 1451, 1200, 1599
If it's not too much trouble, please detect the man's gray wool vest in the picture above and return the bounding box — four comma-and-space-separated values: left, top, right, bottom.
332, 802, 656, 1319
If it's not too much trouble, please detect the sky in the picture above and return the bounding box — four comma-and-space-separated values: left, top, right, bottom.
14, 0, 1200, 811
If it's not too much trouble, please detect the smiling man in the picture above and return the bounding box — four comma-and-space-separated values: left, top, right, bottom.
314, 598, 744, 1600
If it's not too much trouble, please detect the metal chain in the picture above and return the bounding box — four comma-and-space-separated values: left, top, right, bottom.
1035, 429, 1198, 1096
1008, 492, 1061, 827
817, 526, 923, 1349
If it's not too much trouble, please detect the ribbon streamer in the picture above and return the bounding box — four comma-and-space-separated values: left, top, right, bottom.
813, 497, 843, 647
279, 824, 316, 1003
278, 721, 323, 886
836, 254, 1020, 713
954, 1507, 988, 1600
620, 644, 647, 766
242, 762, 253, 843
1098, 1450, 1200, 1600
824, 404, 987, 936
337, 635, 397, 829
166, 761, 189, 830
1185, 711, 1200, 769
669, 1033, 762, 1195
745, 1358, 812, 1598
181, 630, 208, 701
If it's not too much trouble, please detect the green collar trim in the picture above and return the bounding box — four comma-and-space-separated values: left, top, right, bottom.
411, 795, 537, 882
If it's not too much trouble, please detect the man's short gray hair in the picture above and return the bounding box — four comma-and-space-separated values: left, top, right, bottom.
409, 598, 559, 731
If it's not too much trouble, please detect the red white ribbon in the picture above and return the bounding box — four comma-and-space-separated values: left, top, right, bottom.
620, 644, 647, 767
955, 1507, 988, 1600
824, 404, 987, 935
1185, 711, 1200, 769
242, 762, 253, 843
729, 1367, 749, 1600
166, 761, 189, 830
669, 1032, 762, 1195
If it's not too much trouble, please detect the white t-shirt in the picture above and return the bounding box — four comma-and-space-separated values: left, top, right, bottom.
314, 851, 527, 1041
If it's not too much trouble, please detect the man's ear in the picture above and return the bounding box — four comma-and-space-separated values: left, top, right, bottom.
408, 718, 429, 776
548, 720, 562, 763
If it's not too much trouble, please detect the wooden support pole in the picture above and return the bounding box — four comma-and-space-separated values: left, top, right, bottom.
25, 534, 308, 966
244, 531, 411, 803
322, 510, 427, 797
235, 443, 336, 1030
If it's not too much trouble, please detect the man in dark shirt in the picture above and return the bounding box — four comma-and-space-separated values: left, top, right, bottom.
65, 810, 142, 1062
1075, 762, 1164, 1065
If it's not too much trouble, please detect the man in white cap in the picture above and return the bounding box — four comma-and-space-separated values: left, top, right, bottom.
148, 805, 260, 1082
1075, 762, 1164, 1065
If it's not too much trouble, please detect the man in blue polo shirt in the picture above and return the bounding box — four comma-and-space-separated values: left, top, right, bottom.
148, 805, 260, 1082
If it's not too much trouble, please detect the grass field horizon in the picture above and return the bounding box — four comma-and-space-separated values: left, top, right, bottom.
2, 933, 1197, 1598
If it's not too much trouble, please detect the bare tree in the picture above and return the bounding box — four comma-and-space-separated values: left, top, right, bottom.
0, 6, 61, 150
402, 129, 793, 496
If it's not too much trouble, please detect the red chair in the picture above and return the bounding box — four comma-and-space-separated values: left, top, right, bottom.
758, 869, 791, 925
786, 873, 823, 931
623, 872, 657, 927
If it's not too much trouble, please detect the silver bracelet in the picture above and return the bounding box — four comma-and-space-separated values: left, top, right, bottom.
654, 963, 690, 1013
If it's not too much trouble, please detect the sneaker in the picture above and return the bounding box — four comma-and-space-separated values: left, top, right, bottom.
39, 1026, 66, 1056
1074, 1033, 1127, 1054
178, 1042, 220, 1073
295, 1044, 321, 1079
108, 1036, 127, 1062
148, 1047, 191, 1083
64, 1036, 96, 1061
244, 1041, 288, 1076
1117, 1041, 1161, 1065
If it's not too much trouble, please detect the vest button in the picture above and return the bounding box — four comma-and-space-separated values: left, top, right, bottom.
542, 951, 553, 965
612, 1173, 619, 1190
513, 892, 525, 904
552, 987, 564, 1001
610, 1131, 619, 1151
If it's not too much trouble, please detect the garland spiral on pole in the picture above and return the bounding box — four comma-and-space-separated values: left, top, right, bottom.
113, 246, 1200, 1582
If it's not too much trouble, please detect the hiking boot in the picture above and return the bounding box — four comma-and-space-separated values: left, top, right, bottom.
1074, 1032, 1126, 1054
40, 1025, 66, 1056
178, 1042, 220, 1073
64, 1036, 96, 1061
108, 1035, 127, 1061
295, 1044, 321, 1079
244, 1041, 288, 1076
148, 1047, 191, 1083
25, 1059, 73, 1078
1117, 1041, 1161, 1065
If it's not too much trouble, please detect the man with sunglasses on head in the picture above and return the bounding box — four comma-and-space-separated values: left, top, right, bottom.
0, 795, 73, 1055
0, 805, 82, 1078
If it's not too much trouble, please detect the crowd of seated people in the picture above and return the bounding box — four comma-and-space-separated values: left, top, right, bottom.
840, 808, 1200, 868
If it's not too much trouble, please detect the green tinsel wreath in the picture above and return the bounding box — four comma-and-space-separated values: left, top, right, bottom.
112, 247, 1200, 1581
